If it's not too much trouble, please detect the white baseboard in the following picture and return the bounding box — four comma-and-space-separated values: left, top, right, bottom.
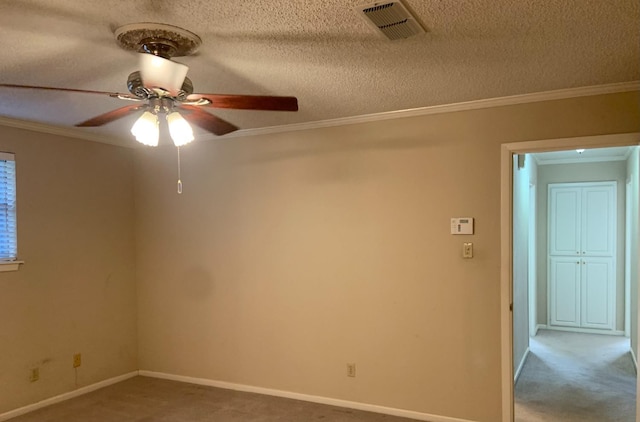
139, 370, 476, 422
514, 347, 530, 384
534, 324, 544, 336
0, 371, 138, 422
631, 347, 638, 374
536, 325, 625, 336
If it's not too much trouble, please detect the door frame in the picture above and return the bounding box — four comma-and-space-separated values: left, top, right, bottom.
500, 132, 640, 422
528, 182, 537, 336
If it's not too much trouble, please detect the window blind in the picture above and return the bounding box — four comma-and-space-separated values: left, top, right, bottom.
0, 152, 17, 261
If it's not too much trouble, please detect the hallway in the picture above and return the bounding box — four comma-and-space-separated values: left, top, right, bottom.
515, 330, 636, 422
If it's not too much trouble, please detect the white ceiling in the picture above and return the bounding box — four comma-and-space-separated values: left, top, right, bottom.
0, 0, 638, 147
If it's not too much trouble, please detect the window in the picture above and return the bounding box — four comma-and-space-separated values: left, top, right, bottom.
0, 152, 17, 262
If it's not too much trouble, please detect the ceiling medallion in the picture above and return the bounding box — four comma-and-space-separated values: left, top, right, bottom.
114, 22, 202, 57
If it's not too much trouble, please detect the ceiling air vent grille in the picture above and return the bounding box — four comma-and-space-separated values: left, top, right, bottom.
356, 1, 425, 40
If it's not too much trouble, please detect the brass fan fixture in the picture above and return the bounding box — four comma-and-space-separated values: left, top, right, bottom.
0, 23, 298, 146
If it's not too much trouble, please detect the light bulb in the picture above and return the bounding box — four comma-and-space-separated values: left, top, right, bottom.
167, 112, 194, 146
131, 111, 159, 146
576, 149, 585, 154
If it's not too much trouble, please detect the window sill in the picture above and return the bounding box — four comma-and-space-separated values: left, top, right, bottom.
0, 261, 24, 272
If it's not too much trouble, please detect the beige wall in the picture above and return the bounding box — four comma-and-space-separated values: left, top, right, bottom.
134, 92, 640, 422
535, 161, 628, 331
0, 128, 137, 413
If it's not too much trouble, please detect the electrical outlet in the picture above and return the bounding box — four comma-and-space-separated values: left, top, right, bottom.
73, 353, 81, 368
347, 363, 356, 377
30, 367, 39, 382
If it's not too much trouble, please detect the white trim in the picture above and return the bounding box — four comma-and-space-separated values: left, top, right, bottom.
537, 324, 625, 336
533, 324, 545, 336
0, 116, 126, 146
501, 133, 640, 422
528, 182, 537, 338
0, 371, 138, 422
503, 133, 640, 154
535, 154, 630, 166
626, 180, 632, 337
139, 370, 476, 422
0, 260, 24, 272
227, 82, 640, 140
514, 347, 530, 384
631, 347, 638, 374
500, 143, 514, 422
1, 82, 638, 145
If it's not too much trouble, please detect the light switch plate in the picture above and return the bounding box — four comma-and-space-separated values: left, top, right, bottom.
463, 242, 473, 258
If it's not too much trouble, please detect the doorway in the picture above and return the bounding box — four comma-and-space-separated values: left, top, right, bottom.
500, 133, 640, 422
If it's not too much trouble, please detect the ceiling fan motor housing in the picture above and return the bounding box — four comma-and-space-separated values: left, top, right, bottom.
139, 38, 178, 58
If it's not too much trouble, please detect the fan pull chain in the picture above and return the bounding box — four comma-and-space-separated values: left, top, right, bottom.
176, 146, 183, 195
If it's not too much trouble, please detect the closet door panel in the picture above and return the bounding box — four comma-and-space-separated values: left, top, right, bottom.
581, 258, 614, 330
549, 257, 581, 327
549, 187, 581, 256
582, 186, 615, 256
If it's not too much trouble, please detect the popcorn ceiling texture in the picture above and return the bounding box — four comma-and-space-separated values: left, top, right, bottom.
0, 0, 638, 146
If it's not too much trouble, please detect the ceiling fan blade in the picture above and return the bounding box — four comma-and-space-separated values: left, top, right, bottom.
0, 83, 131, 98
187, 94, 298, 111
76, 104, 143, 127
180, 105, 239, 136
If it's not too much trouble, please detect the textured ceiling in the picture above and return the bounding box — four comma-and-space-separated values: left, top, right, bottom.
0, 0, 638, 147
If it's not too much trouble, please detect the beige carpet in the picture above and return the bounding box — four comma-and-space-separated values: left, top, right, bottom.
515, 329, 637, 422
8, 376, 421, 422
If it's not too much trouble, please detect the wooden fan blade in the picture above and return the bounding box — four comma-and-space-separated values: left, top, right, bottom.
76, 104, 143, 127
187, 94, 298, 111
0, 83, 130, 98
180, 105, 239, 136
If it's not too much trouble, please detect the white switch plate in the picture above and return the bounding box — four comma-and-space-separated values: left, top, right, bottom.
463, 242, 473, 258
451, 217, 474, 235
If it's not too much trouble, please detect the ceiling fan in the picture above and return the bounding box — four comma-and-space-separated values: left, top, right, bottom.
0, 23, 299, 146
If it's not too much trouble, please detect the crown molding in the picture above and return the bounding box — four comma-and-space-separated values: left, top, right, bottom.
229, 81, 640, 139
0, 116, 126, 146
1, 81, 638, 146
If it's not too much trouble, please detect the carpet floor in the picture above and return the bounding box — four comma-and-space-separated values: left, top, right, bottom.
514, 329, 637, 422
8, 376, 420, 422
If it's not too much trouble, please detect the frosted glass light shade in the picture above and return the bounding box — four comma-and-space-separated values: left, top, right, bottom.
167, 112, 194, 146
131, 111, 159, 146
139, 53, 189, 95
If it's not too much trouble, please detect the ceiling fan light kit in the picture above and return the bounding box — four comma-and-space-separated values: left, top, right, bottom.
166, 111, 194, 147
131, 110, 160, 147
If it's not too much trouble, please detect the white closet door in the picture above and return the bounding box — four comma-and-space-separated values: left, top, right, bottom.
547, 181, 616, 331
549, 257, 581, 327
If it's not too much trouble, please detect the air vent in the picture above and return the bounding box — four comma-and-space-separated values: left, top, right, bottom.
356, 1, 425, 40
